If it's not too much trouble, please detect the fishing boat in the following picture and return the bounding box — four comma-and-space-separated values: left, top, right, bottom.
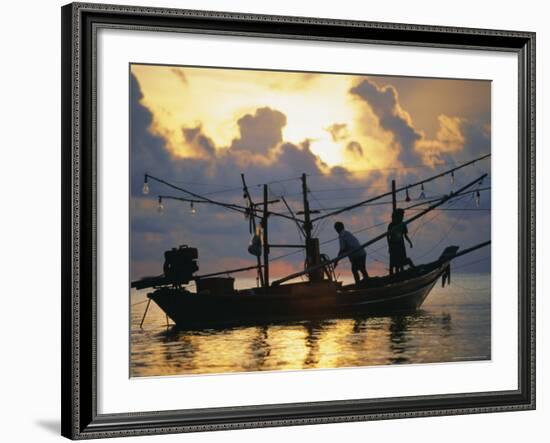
132, 154, 491, 329
137, 248, 451, 329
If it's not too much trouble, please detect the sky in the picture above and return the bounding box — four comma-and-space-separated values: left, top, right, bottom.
130, 64, 491, 284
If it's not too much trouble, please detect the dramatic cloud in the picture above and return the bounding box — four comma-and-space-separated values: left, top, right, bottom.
181, 124, 216, 158
348, 77, 490, 189
350, 79, 422, 166
130, 69, 492, 282
415, 116, 463, 166
230, 107, 287, 156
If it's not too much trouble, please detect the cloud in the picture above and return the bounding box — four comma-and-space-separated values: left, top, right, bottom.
367, 76, 491, 139
275, 140, 328, 176
350, 79, 422, 166
416, 115, 465, 166
130, 73, 176, 195
182, 124, 216, 158
230, 107, 287, 156
348, 78, 490, 190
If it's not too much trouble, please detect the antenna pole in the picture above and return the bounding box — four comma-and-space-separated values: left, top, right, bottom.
262, 184, 270, 288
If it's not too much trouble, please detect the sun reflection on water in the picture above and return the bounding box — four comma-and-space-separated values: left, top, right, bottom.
130, 274, 490, 377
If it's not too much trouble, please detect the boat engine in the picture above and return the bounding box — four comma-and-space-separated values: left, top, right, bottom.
163, 245, 199, 285
131, 245, 199, 289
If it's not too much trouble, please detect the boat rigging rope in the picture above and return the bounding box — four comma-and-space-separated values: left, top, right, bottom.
309, 154, 490, 223
409, 177, 488, 261
414, 189, 486, 262
251, 184, 483, 277
273, 172, 488, 285
452, 255, 490, 271
268, 183, 307, 243
310, 192, 469, 263
410, 193, 468, 235
309, 189, 330, 238
305, 154, 491, 177
270, 195, 462, 265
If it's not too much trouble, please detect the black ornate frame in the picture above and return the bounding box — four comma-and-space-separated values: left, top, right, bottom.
61, 2, 536, 439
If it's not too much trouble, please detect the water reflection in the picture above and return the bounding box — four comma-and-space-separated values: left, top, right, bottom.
389, 316, 410, 364
130, 274, 491, 377
303, 320, 328, 368
248, 326, 270, 370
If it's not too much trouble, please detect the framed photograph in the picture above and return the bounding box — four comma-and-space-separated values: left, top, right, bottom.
61, 2, 535, 439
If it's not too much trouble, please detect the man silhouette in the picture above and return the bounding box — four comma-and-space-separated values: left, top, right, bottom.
387, 208, 415, 275
333, 221, 368, 284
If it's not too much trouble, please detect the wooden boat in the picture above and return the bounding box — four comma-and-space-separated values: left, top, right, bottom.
141, 247, 457, 329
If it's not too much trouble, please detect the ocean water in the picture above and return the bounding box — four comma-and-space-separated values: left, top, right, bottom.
130, 273, 490, 377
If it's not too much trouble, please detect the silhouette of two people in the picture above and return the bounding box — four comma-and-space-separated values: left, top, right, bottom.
387, 208, 415, 275
333, 221, 368, 284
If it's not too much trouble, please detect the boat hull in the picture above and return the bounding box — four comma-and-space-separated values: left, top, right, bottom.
147, 262, 448, 329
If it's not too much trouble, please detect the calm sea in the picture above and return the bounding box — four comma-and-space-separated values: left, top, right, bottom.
130, 273, 491, 377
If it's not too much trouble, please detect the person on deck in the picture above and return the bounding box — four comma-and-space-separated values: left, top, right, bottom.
333, 221, 368, 284
387, 208, 415, 275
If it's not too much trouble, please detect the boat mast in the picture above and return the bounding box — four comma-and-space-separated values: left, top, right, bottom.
301, 173, 312, 246
262, 184, 270, 287
301, 173, 323, 282
241, 173, 264, 288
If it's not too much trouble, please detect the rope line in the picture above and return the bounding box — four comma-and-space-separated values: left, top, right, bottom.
306, 154, 491, 177
453, 256, 490, 271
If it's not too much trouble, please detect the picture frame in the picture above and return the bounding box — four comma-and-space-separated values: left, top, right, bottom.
61, 2, 535, 439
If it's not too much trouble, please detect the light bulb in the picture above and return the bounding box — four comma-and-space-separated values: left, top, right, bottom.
190, 202, 196, 216
419, 183, 426, 200
475, 190, 481, 208
142, 176, 149, 195
157, 197, 164, 214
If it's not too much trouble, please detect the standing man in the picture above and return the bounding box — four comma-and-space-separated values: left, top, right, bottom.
333, 221, 368, 284
387, 208, 415, 275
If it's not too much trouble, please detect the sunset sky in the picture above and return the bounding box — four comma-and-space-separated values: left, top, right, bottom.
130, 64, 491, 283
